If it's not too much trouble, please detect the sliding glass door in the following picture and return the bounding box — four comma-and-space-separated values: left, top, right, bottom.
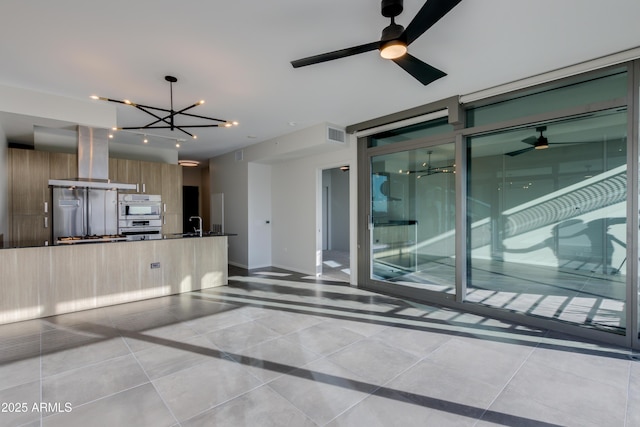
467, 109, 628, 333
369, 142, 456, 295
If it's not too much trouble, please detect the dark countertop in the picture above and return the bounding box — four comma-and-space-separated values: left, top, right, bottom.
2, 232, 236, 249
162, 232, 237, 240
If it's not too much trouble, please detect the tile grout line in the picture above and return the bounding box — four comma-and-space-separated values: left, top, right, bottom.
119, 328, 182, 427
471, 329, 547, 427
623, 354, 633, 427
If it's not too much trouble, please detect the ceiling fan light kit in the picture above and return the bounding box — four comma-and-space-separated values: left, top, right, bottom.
291, 0, 463, 86
91, 75, 238, 141
533, 126, 549, 149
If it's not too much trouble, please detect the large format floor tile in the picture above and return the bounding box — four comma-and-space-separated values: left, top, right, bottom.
181, 385, 316, 427
0, 266, 637, 427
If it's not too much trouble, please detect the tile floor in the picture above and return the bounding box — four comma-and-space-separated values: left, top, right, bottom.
1, 266, 639, 426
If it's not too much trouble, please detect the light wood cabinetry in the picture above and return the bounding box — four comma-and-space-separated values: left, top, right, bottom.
116, 159, 141, 192
163, 213, 183, 235
9, 149, 51, 246
109, 157, 118, 181
140, 160, 163, 195
161, 163, 182, 213
10, 148, 50, 215
0, 236, 228, 325
7, 149, 184, 245
115, 159, 165, 195
49, 152, 78, 180
161, 163, 183, 234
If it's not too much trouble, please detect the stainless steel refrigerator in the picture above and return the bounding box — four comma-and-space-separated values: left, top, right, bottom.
52, 187, 118, 242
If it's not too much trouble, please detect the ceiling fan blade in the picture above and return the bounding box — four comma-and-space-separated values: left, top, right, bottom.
521, 136, 538, 145
291, 41, 379, 68
403, 0, 463, 45
505, 147, 535, 157
392, 53, 446, 85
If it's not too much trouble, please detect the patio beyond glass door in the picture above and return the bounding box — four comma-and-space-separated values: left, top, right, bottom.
370, 143, 456, 294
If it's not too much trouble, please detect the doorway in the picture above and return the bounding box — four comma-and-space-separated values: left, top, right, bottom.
183, 185, 199, 233
320, 167, 350, 282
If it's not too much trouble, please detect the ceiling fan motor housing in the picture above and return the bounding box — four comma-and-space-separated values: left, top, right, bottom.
381, 0, 403, 17
381, 22, 405, 42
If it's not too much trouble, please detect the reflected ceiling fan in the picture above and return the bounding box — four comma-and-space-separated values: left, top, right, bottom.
404, 151, 455, 178
505, 126, 578, 157
290, 0, 463, 86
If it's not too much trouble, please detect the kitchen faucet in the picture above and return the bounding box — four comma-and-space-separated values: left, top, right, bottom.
189, 216, 203, 237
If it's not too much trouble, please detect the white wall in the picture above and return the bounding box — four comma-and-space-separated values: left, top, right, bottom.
248, 163, 272, 268
209, 150, 248, 268
0, 125, 7, 246
271, 141, 356, 278
209, 122, 357, 281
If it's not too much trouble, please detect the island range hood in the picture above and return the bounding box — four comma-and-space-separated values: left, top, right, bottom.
48, 126, 136, 190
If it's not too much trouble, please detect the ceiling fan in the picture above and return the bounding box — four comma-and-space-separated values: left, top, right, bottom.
290, 0, 463, 86
505, 126, 578, 157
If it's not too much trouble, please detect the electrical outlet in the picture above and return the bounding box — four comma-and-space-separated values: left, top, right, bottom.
150, 262, 160, 269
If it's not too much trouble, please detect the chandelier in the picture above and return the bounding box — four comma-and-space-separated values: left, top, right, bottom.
91, 75, 238, 139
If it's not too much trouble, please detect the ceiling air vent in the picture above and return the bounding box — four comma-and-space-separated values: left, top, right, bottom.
327, 126, 346, 144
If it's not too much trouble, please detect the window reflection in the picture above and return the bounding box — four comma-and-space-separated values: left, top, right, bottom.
467, 109, 627, 333
371, 143, 456, 294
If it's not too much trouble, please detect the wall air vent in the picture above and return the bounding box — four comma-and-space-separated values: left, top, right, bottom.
327, 126, 346, 144
235, 150, 244, 161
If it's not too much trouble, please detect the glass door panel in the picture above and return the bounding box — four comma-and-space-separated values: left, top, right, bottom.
467, 109, 627, 333
370, 143, 456, 294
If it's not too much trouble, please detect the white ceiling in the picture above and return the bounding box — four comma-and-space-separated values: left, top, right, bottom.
1, 0, 639, 162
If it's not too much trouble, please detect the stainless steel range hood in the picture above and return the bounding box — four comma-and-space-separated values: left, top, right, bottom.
48, 126, 137, 190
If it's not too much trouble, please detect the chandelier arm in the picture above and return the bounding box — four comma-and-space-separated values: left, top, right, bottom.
126, 102, 224, 122
175, 127, 195, 138
120, 124, 195, 139
133, 105, 175, 129
120, 124, 228, 129
178, 111, 228, 123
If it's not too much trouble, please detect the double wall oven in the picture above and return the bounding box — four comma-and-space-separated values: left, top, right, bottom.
118, 194, 162, 240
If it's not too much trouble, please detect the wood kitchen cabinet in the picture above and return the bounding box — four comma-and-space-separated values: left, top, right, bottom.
161, 163, 183, 234
49, 152, 78, 179
163, 213, 183, 235
109, 158, 118, 182
6, 148, 185, 245
12, 215, 50, 246
10, 148, 50, 215
116, 159, 140, 192
116, 159, 163, 194
140, 160, 163, 195
9, 148, 51, 246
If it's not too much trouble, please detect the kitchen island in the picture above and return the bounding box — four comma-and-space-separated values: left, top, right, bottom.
0, 235, 229, 325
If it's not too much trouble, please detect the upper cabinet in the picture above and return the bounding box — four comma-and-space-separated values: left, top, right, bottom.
109, 158, 118, 182
49, 152, 78, 180
115, 159, 163, 194
116, 159, 141, 193
140, 161, 163, 195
